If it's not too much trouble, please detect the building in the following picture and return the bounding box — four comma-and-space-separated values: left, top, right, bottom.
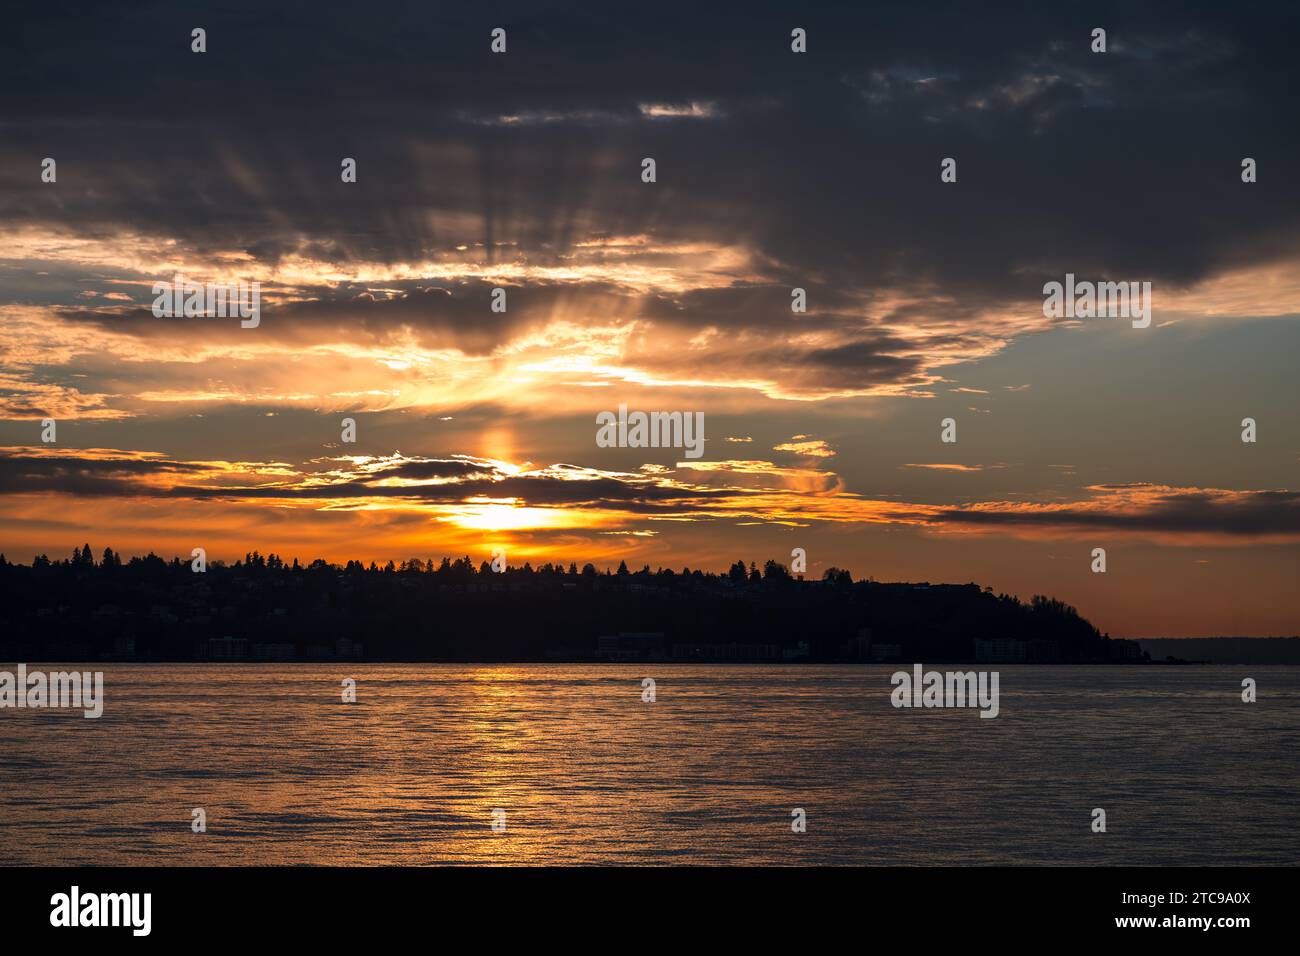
596, 632, 665, 660
1107, 638, 1143, 662
198, 636, 249, 660
671, 642, 779, 661
1028, 639, 1062, 663
335, 638, 364, 660
843, 627, 874, 661
974, 638, 1027, 663
253, 643, 296, 661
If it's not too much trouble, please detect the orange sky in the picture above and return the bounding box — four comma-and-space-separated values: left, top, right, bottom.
3, 9, 1299, 637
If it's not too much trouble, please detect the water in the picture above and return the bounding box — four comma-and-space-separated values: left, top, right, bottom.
1, 664, 1297, 865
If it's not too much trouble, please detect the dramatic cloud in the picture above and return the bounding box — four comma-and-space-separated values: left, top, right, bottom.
3, 449, 1294, 546
2, 1, 1297, 634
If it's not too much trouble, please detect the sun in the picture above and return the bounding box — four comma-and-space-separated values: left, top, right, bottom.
437, 499, 607, 532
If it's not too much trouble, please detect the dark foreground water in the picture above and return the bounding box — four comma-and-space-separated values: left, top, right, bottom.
1, 664, 1296, 865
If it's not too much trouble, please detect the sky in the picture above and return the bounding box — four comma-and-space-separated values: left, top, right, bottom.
1, 1, 1298, 637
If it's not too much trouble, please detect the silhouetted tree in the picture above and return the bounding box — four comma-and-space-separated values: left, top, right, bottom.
0, 546, 1111, 663
763, 559, 790, 582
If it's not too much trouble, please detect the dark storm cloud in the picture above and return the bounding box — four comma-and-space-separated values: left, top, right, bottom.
368, 457, 498, 481
2, 0, 1297, 311
4, 449, 1298, 539
172, 471, 737, 510
636, 285, 869, 331
797, 340, 928, 388
929, 486, 1300, 537
0, 451, 216, 496
0, 448, 736, 509
51, 282, 632, 355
